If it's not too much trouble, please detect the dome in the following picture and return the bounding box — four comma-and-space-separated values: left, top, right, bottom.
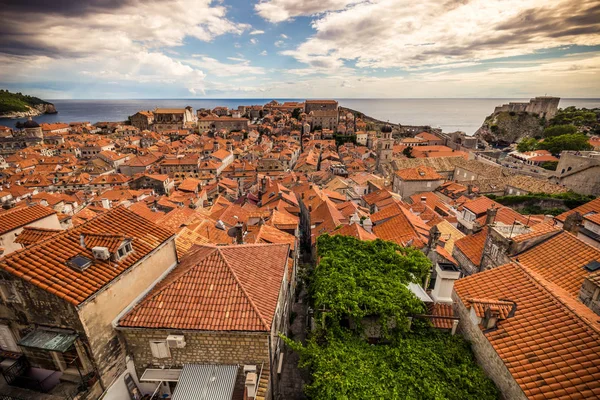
381, 124, 392, 133
23, 117, 40, 128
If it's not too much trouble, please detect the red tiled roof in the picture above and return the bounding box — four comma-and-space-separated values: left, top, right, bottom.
453, 228, 487, 267
0, 207, 173, 305
556, 198, 600, 223
373, 207, 429, 248
14, 226, 61, 246
462, 196, 497, 216
454, 262, 600, 399
118, 243, 289, 331
0, 205, 57, 235
395, 166, 443, 181
516, 231, 600, 297
334, 223, 377, 241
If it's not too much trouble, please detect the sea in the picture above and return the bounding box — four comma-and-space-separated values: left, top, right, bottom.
1, 98, 599, 136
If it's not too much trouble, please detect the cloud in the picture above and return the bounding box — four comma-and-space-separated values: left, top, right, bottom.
260, 50, 268, 56
255, 0, 359, 23
187, 56, 266, 77
250, 29, 265, 35
250, 38, 259, 45
280, 34, 289, 39
274, 40, 286, 47
0, 0, 250, 94
282, 0, 600, 70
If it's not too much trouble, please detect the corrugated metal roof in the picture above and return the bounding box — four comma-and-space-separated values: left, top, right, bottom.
171, 364, 238, 400
18, 329, 78, 353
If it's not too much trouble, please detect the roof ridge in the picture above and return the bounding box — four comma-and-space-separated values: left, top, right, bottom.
513, 261, 600, 337
217, 246, 270, 330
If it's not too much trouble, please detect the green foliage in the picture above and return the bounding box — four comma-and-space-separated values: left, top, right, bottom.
292, 107, 302, 120
543, 124, 577, 137
520, 205, 565, 216
402, 146, 414, 158
0, 89, 50, 113
540, 161, 558, 171
313, 235, 430, 333
537, 133, 592, 155
549, 106, 599, 128
284, 329, 498, 400
517, 137, 539, 152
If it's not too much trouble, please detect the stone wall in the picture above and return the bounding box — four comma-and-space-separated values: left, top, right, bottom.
452, 293, 527, 400
579, 278, 600, 316
392, 177, 443, 198
78, 239, 178, 390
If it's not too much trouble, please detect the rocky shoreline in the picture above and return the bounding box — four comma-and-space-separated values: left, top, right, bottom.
0, 103, 57, 119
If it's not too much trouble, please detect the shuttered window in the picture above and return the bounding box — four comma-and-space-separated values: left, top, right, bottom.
149, 340, 170, 359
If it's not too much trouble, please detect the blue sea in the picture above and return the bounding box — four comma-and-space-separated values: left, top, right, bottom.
1, 98, 599, 135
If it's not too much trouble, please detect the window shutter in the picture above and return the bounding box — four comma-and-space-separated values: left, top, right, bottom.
149, 340, 170, 359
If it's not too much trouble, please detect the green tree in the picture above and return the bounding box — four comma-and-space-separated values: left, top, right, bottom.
517, 137, 538, 152
402, 146, 414, 158
540, 161, 558, 171
543, 124, 577, 137
291, 107, 302, 120
538, 133, 593, 155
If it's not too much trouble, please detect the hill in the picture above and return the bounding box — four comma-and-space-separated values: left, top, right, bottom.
0, 90, 57, 118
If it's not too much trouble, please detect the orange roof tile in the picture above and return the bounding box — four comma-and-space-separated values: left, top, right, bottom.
395, 166, 443, 181
454, 262, 600, 400
0, 207, 173, 305
118, 243, 289, 331
556, 198, 600, 223
0, 205, 57, 235
453, 228, 487, 267
333, 223, 377, 241
14, 226, 61, 246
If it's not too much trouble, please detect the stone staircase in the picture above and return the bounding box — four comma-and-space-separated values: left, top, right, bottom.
255, 364, 270, 400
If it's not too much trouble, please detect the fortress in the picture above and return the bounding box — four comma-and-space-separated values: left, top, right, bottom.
493, 96, 560, 119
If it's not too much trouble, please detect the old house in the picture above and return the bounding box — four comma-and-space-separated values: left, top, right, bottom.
392, 166, 444, 198
0, 205, 62, 257
0, 207, 177, 399
115, 243, 293, 400
130, 111, 154, 131
129, 174, 174, 195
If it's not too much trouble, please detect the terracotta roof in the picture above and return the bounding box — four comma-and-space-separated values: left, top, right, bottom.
462, 196, 497, 216
584, 212, 600, 225
435, 220, 465, 253
516, 231, 600, 297
118, 243, 289, 331
0, 205, 57, 235
466, 298, 515, 319
556, 198, 600, 223
395, 166, 443, 181
0, 207, 173, 305
453, 228, 487, 267
454, 262, 600, 399
333, 223, 377, 241
14, 226, 61, 246
373, 206, 429, 248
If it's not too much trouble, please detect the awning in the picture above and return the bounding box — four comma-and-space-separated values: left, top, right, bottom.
407, 282, 433, 303
140, 368, 182, 382
18, 329, 78, 353
172, 364, 237, 400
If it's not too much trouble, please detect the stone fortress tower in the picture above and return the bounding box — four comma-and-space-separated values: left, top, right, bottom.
376, 123, 394, 172
493, 96, 560, 120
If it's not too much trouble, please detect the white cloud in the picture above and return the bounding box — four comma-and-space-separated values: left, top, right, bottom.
255, 0, 359, 23
250, 30, 265, 35
260, 50, 268, 56
250, 38, 259, 45
274, 40, 286, 47
0, 0, 250, 95
280, 34, 289, 39
187, 56, 266, 77
282, 0, 600, 70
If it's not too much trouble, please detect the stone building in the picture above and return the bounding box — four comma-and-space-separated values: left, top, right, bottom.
159, 155, 201, 178
376, 124, 393, 172
308, 110, 338, 131
153, 107, 196, 132
492, 96, 560, 119
129, 174, 174, 195
551, 151, 600, 196
130, 111, 154, 131
0, 207, 177, 399
392, 166, 444, 198
198, 116, 250, 132
116, 243, 293, 400
304, 99, 338, 113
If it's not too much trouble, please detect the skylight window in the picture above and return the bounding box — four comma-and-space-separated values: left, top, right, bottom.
67, 255, 93, 272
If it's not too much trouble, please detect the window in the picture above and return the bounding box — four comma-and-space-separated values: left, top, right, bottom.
0, 282, 21, 304
150, 340, 171, 358
426, 182, 432, 188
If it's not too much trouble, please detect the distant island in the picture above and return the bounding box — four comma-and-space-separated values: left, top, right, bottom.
0, 89, 57, 118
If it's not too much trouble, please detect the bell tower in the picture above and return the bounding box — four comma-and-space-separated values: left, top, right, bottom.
376, 123, 393, 172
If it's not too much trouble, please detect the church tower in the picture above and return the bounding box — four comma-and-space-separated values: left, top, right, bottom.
376, 124, 393, 172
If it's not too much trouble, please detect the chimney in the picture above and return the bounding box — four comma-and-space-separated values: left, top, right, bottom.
420, 196, 427, 203
244, 365, 257, 400
427, 225, 441, 250
362, 217, 373, 233
563, 212, 582, 234
431, 262, 460, 304
79, 233, 85, 248
235, 221, 244, 244
485, 206, 497, 226
101, 198, 110, 209
467, 184, 473, 195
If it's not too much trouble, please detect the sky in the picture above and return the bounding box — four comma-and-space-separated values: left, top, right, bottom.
0, 0, 599, 99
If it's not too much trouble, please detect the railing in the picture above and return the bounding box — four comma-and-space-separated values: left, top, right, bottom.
2, 355, 28, 385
